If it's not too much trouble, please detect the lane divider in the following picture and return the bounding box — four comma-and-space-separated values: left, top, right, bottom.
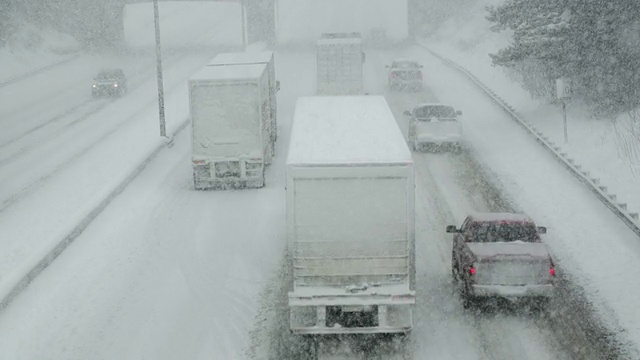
416, 43, 640, 237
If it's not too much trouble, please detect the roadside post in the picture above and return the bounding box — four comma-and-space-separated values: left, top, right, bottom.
556, 77, 572, 144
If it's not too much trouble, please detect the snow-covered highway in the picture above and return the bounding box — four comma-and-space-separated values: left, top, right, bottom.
0, 22, 638, 360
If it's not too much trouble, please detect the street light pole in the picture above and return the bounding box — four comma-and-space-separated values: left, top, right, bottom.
562, 100, 568, 144
240, 0, 247, 47
153, 0, 167, 138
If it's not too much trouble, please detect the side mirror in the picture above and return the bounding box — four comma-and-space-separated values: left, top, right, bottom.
276, 80, 281, 92
403, 110, 412, 116
456, 110, 462, 115
537, 226, 547, 234
446, 225, 459, 233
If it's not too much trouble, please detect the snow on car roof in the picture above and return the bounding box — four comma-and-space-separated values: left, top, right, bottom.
189, 63, 266, 82
207, 51, 273, 66
287, 96, 412, 165
469, 212, 535, 223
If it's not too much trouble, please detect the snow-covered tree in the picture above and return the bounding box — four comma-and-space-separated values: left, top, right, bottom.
488, 0, 640, 116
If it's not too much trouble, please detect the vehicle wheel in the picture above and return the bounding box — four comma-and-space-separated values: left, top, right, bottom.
407, 138, 415, 151
451, 255, 459, 283
532, 297, 550, 311
460, 282, 476, 309
461, 290, 476, 310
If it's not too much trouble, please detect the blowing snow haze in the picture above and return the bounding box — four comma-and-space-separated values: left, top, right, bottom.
1, 0, 640, 359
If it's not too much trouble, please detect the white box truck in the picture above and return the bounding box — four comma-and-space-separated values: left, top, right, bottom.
189, 63, 271, 189
207, 51, 280, 152
316, 33, 365, 95
286, 96, 415, 335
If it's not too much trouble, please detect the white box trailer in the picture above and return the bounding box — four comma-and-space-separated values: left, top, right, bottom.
275, 0, 409, 44
316, 33, 365, 95
286, 96, 415, 335
189, 63, 271, 189
207, 51, 280, 151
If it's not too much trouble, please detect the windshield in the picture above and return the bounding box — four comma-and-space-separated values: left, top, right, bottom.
471, 222, 539, 243
393, 61, 419, 68
414, 105, 456, 119
95, 70, 120, 80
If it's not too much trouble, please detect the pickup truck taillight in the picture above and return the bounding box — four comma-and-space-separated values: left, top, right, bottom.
469, 266, 476, 275
549, 267, 556, 276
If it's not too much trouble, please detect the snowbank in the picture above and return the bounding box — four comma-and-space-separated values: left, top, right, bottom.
0, 24, 79, 82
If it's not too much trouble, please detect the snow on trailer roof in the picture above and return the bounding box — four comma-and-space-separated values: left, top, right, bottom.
468, 213, 535, 223
207, 51, 273, 66
287, 96, 412, 165
189, 63, 266, 82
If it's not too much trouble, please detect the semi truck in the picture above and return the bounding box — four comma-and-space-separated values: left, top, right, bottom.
286, 96, 415, 335
207, 51, 280, 152
316, 32, 365, 95
189, 63, 271, 189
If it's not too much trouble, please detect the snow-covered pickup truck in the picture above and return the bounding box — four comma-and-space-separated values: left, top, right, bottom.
447, 213, 556, 309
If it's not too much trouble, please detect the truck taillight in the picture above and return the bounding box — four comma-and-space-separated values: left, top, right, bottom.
469, 266, 476, 275
549, 267, 556, 276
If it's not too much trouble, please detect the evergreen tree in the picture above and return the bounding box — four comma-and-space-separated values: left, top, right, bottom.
487, 0, 640, 116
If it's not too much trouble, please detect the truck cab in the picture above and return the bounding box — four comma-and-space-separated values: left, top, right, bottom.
447, 213, 556, 309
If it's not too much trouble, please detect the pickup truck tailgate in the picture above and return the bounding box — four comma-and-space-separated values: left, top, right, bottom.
467, 243, 552, 286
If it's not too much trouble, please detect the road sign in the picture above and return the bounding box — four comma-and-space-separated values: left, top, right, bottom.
556, 77, 572, 100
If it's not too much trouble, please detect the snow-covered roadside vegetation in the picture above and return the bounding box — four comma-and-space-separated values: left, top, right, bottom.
422, 0, 640, 216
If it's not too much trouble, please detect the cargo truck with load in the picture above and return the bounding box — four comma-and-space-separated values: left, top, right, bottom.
286, 96, 415, 335
189, 63, 272, 189
316, 32, 365, 95
207, 51, 280, 151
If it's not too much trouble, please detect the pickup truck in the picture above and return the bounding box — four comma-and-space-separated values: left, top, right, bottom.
447, 213, 556, 309
404, 103, 463, 152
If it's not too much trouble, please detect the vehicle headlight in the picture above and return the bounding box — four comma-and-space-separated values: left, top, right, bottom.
92, 84, 97, 88
113, 83, 118, 87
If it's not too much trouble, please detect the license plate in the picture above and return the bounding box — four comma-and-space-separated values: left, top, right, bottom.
341, 305, 373, 313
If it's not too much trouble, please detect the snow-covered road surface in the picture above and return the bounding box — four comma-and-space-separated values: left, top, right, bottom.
0, 43, 634, 359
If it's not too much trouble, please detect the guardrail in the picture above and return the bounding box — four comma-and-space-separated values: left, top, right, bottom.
0, 53, 80, 89
417, 44, 640, 238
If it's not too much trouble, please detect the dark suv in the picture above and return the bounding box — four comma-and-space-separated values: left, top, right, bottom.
92, 68, 127, 98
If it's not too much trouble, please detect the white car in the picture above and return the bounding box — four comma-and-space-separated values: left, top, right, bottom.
404, 103, 463, 152
386, 59, 423, 92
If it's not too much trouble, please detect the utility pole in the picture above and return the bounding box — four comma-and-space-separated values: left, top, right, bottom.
153, 0, 167, 139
